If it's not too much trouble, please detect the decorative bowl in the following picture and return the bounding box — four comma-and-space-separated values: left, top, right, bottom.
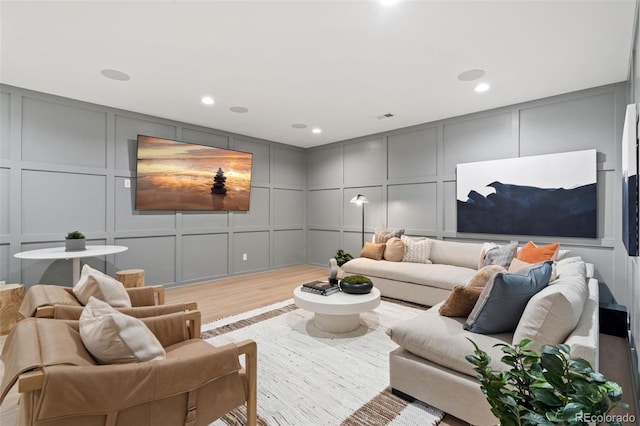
339, 281, 373, 294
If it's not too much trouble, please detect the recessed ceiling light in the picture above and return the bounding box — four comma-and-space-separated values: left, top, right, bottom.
312, 128, 322, 134
201, 96, 215, 105
100, 69, 130, 81
457, 69, 485, 82
230, 106, 248, 113
292, 123, 307, 129
474, 83, 490, 93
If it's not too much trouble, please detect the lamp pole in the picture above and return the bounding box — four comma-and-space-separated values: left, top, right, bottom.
350, 194, 369, 247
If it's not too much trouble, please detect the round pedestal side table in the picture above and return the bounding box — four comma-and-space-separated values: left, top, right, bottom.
0, 284, 25, 335
293, 287, 381, 333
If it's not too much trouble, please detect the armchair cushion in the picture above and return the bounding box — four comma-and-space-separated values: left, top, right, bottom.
79, 297, 166, 364
73, 264, 131, 308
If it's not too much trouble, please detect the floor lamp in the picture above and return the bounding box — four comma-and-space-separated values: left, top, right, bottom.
350, 194, 369, 247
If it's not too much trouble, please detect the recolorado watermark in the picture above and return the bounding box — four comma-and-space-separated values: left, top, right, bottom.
576, 413, 636, 424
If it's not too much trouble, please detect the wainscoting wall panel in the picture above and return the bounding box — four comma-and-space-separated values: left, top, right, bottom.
114, 236, 176, 285
442, 112, 513, 175
22, 97, 108, 168
2, 85, 307, 288
388, 127, 438, 180
273, 229, 304, 267
233, 231, 270, 273
0, 168, 9, 235
1, 92, 11, 160
343, 138, 384, 186
273, 189, 304, 227
182, 233, 229, 282
308, 189, 341, 228
307, 145, 342, 188
22, 170, 106, 235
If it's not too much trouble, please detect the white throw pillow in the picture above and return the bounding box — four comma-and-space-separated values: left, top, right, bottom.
513, 272, 588, 350
401, 235, 432, 264
73, 264, 132, 307
79, 297, 166, 364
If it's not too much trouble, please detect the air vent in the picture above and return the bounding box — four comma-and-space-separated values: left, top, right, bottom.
377, 113, 395, 120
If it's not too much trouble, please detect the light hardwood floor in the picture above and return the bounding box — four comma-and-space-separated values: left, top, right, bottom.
1, 265, 635, 426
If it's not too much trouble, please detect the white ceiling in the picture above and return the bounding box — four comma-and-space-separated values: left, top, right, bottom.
0, 1, 636, 148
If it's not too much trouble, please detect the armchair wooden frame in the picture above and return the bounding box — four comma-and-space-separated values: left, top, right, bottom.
13, 311, 257, 426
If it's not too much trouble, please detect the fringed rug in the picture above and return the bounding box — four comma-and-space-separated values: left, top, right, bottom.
204, 299, 444, 426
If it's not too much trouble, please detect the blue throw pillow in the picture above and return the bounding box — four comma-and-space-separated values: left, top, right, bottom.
464, 261, 553, 334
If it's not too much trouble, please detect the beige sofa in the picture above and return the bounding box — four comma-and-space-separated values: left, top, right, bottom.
341, 238, 484, 306
386, 259, 598, 426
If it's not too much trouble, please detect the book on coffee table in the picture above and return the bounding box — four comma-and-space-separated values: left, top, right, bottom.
301, 280, 339, 296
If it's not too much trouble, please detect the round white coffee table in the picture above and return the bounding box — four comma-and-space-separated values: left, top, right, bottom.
293, 286, 381, 333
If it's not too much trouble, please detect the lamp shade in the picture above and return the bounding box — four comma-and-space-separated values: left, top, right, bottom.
350, 194, 369, 205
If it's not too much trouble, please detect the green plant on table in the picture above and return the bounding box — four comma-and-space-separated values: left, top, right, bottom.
340, 274, 371, 285
466, 338, 627, 425
66, 231, 85, 239
334, 249, 353, 267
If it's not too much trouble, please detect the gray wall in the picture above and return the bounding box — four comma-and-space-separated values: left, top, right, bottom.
307, 83, 628, 304
0, 85, 307, 288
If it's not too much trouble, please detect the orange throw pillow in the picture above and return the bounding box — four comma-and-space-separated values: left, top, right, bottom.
517, 241, 559, 263
439, 285, 484, 317
360, 242, 386, 261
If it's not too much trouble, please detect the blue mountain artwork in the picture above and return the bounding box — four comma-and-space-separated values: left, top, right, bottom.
457, 181, 596, 238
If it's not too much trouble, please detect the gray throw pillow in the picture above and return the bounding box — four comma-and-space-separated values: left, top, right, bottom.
374, 228, 405, 244
482, 242, 518, 268
464, 261, 553, 334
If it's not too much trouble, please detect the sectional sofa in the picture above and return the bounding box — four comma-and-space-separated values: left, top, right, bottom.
342, 238, 598, 425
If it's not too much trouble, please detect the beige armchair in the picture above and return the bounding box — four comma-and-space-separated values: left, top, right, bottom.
19, 284, 197, 320
1, 311, 257, 426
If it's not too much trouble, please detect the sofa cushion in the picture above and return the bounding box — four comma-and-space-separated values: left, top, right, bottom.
464, 261, 553, 334
467, 265, 506, 288
439, 285, 483, 317
388, 304, 511, 377
513, 267, 587, 350
517, 241, 560, 263
73, 264, 132, 308
342, 258, 476, 291
429, 239, 483, 270
384, 237, 405, 262
360, 242, 386, 260
374, 228, 404, 244
401, 236, 432, 264
482, 242, 518, 268
79, 297, 166, 364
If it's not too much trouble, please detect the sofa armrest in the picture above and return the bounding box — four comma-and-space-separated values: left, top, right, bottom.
565, 277, 599, 369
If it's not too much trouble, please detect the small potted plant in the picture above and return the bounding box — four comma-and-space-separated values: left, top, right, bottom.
340, 274, 373, 294
334, 249, 353, 267
65, 231, 86, 252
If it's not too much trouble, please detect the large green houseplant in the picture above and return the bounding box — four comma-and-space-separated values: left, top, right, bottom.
466, 339, 628, 425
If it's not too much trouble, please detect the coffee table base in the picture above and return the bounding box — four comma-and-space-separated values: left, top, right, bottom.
314, 313, 360, 333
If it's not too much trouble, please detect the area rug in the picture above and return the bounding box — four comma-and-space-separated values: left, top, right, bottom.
203, 299, 444, 426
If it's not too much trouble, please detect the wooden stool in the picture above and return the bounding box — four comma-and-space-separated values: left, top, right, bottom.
0, 284, 25, 335
116, 269, 145, 288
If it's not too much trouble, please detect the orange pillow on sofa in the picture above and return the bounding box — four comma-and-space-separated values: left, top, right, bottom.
517, 241, 559, 263
360, 242, 386, 260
